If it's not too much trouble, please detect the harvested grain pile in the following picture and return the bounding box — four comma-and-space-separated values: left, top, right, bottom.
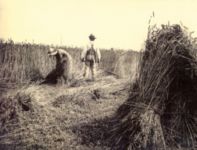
0, 91, 71, 150
113, 51, 139, 79
111, 24, 197, 150
0, 93, 47, 149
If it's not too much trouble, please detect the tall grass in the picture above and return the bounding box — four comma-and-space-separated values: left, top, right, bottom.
0, 42, 55, 83
0, 41, 138, 83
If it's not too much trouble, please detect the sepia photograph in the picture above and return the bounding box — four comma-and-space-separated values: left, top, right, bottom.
0, 0, 196, 149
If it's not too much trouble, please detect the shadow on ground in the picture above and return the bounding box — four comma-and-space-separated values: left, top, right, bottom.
71, 116, 117, 149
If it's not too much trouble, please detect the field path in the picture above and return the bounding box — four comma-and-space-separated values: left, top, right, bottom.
0, 73, 131, 150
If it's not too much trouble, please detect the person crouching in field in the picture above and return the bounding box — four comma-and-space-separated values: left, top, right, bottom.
81, 34, 101, 81
46, 48, 73, 85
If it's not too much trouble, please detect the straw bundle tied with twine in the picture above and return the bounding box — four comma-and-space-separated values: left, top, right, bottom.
111, 24, 197, 150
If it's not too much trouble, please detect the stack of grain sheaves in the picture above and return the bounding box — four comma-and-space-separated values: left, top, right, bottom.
111, 24, 197, 150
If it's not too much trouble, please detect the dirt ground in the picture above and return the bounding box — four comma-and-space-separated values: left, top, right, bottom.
0, 71, 131, 150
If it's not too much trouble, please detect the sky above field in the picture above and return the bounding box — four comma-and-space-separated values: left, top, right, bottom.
0, 0, 197, 50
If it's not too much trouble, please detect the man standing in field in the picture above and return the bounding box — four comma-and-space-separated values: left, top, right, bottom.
81, 34, 101, 81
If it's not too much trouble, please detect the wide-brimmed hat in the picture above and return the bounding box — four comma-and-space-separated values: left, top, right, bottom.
89, 34, 96, 41
48, 48, 58, 56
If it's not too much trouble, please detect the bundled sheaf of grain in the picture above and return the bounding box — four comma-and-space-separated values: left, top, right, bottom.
111, 24, 197, 150
99, 49, 138, 78
113, 51, 139, 79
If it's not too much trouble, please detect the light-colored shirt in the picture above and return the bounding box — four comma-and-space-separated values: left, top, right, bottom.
81, 44, 101, 62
